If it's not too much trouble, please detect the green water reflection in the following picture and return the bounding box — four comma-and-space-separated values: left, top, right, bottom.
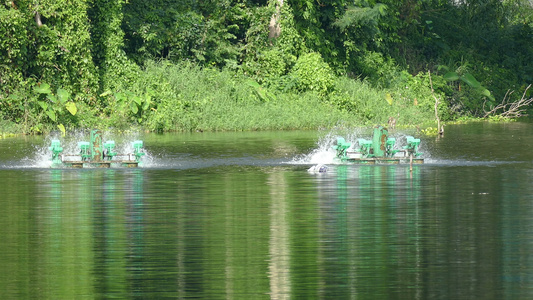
314, 165, 424, 299
1, 125, 533, 299
1, 165, 528, 299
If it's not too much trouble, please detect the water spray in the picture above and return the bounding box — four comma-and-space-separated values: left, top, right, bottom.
48, 129, 145, 168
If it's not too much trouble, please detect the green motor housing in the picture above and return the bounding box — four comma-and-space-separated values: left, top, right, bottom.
132, 140, 145, 162
333, 137, 351, 159
405, 136, 422, 157
49, 140, 63, 164
103, 141, 117, 160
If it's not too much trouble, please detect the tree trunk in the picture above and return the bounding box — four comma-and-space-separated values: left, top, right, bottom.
268, 0, 283, 39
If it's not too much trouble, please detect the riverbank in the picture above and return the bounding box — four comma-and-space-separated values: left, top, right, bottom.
1, 61, 442, 135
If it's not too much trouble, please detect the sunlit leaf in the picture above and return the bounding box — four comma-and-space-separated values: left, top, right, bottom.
38, 101, 48, 110
266, 91, 277, 102
65, 101, 77, 116
133, 95, 141, 105
255, 87, 268, 102
57, 124, 66, 136
246, 79, 260, 88
114, 92, 124, 102
130, 101, 138, 114
47, 94, 57, 103
57, 88, 70, 104
376, 3, 387, 15
99, 90, 112, 97
385, 93, 393, 105
46, 110, 56, 121
8, 94, 20, 101
34, 83, 51, 94
142, 97, 151, 110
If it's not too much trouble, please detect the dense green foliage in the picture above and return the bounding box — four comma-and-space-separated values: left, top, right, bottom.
1, 0, 532, 133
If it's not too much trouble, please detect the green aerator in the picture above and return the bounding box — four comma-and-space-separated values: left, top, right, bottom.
333, 125, 423, 164
49, 129, 145, 168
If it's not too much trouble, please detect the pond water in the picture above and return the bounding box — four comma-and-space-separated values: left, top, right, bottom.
1, 123, 533, 299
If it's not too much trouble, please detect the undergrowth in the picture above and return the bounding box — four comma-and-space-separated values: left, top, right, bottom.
0, 60, 442, 134
132, 60, 437, 132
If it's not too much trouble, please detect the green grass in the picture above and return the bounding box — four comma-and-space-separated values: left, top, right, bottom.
133, 61, 361, 132
132, 60, 437, 132
0, 60, 441, 134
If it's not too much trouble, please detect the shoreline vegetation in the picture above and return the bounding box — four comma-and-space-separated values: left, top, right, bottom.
1, 1, 532, 136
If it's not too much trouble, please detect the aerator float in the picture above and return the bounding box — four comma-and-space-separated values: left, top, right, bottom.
49, 129, 145, 168
332, 126, 423, 164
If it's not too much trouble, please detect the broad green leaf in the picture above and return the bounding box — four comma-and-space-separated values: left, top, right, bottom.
125, 91, 136, 101
57, 124, 66, 136
437, 65, 449, 72
481, 88, 491, 97
57, 88, 70, 104
255, 87, 269, 102
133, 95, 142, 105
100, 90, 112, 97
114, 92, 124, 102
65, 102, 77, 116
385, 93, 393, 105
443, 72, 460, 81
142, 97, 151, 111
46, 110, 56, 122
130, 101, 138, 114
34, 83, 51, 94
38, 101, 48, 110
481, 88, 495, 101
266, 91, 277, 102
246, 79, 260, 89
47, 94, 57, 103
461, 73, 481, 88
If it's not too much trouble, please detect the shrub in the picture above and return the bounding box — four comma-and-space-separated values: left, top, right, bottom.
288, 52, 335, 97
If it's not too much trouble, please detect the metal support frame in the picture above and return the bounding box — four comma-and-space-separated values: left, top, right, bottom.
49, 130, 145, 168
333, 125, 424, 164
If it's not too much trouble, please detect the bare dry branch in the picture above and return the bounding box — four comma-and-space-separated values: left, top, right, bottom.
484, 84, 533, 118
428, 70, 444, 134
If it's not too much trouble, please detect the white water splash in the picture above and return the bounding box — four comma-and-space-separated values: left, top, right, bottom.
291, 129, 430, 165
291, 132, 341, 165
20, 131, 155, 169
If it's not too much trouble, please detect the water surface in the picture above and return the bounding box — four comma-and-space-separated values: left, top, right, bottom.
1, 124, 533, 299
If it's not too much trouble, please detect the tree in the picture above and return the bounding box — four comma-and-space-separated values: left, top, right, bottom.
0, 2, 29, 92
1, 0, 97, 99
89, 0, 137, 92
122, 0, 250, 68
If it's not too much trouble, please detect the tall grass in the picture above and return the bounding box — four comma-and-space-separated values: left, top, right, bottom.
126, 60, 436, 132
130, 61, 358, 131
331, 76, 437, 127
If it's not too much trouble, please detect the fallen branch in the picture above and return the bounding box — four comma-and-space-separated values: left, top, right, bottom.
484, 84, 533, 118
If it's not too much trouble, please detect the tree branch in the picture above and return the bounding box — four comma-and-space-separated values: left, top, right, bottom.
428, 70, 443, 134
483, 84, 533, 118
